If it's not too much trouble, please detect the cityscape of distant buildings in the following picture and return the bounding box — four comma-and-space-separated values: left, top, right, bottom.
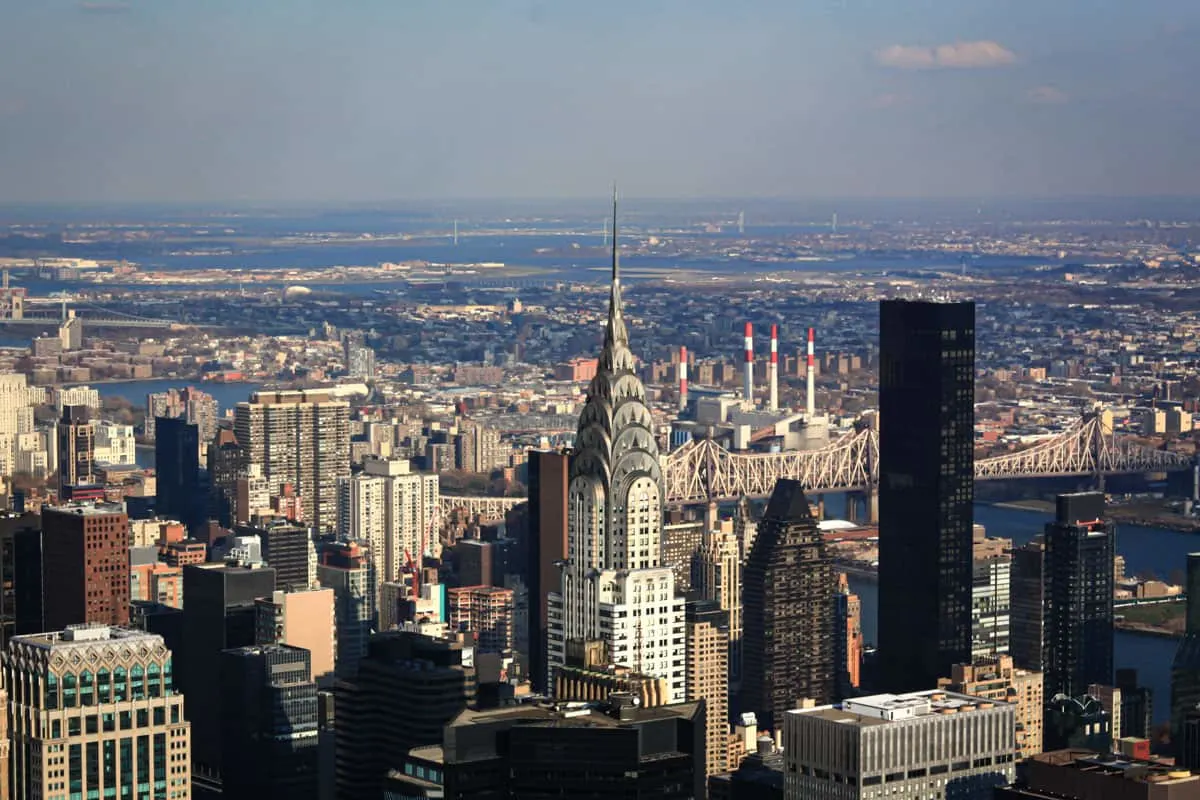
0, 205, 1195, 800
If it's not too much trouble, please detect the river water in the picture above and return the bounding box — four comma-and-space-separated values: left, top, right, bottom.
847, 503, 1188, 723
90, 378, 266, 412
88, 379, 266, 469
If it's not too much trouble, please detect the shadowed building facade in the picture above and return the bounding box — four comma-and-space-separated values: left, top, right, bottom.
741, 479, 835, 732
878, 299, 976, 693
1043, 492, 1114, 700
1173, 553, 1200, 761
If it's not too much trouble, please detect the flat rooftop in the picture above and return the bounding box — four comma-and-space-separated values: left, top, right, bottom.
45, 502, 125, 517
789, 689, 1013, 727
12, 625, 160, 652
1031, 749, 1197, 786
449, 700, 701, 731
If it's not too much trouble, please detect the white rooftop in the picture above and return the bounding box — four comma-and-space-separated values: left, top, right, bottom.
791, 689, 1013, 725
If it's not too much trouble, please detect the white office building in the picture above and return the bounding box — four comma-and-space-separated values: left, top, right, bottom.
784, 690, 1017, 800
93, 420, 136, 466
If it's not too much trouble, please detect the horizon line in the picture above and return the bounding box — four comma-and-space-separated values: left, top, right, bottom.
3, 193, 1200, 211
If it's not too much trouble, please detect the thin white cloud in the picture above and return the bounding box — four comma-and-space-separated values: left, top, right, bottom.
875, 41, 1017, 70
1027, 85, 1069, 105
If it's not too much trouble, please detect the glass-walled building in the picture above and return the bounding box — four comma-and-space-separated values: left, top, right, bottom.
4, 624, 191, 800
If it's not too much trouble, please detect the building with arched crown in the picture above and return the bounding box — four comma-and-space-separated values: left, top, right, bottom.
546, 191, 686, 702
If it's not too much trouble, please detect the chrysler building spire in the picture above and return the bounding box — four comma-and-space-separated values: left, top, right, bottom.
602, 184, 631, 370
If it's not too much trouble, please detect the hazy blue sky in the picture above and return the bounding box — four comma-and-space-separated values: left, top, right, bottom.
1, 0, 1198, 203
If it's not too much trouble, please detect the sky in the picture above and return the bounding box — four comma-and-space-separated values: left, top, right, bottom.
1, 0, 1198, 204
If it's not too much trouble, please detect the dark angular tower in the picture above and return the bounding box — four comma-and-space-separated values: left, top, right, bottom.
877, 299, 975, 692
1043, 491, 1114, 699
741, 479, 835, 731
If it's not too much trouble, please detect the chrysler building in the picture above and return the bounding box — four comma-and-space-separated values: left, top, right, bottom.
547, 190, 686, 701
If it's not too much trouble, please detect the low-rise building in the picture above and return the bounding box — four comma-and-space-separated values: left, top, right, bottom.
996, 749, 1200, 799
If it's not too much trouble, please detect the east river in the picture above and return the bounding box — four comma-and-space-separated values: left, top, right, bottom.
847, 502, 1190, 723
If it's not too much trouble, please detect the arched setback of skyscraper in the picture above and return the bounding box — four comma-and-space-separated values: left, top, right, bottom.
547, 191, 686, 702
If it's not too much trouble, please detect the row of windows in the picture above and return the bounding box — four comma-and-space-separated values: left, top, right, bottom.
47, 706, 181, 738
44, 663, 173, 709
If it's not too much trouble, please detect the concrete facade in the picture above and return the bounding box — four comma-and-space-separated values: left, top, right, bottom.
784, 690, 1016, 800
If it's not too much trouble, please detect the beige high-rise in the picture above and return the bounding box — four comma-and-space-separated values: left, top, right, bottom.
697, 522, 743, 683
686, 602, 729, 781
4, 625, 191, 800
938, 654, 1043, 759
234, 390, 351, 533
255, 587, 337, 681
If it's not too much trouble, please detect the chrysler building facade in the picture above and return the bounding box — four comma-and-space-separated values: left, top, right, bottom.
547, 192, 686, 702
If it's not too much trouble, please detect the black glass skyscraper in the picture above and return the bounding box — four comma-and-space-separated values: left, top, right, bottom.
1043, 491, 1114, 699
878, 299, 975, 692
155, 415, 201, 531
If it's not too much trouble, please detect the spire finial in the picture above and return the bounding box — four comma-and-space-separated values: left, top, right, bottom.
601, 185, 630, 361
611, 183, 619, 285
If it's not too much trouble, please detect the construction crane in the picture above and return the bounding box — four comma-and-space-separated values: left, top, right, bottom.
402, 549, 420, 600
405, 505, 444, 597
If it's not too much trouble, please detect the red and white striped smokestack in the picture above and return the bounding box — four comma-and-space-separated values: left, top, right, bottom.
768, 324, 779, 412
806, 327, 816, 418
743, 322, 754, 406
678, 346, 688, 412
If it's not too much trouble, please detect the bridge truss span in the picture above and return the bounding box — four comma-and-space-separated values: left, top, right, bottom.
439, 494, 524, 522
662, 411, 1193, 505
663, 426, 877, 503
973, 412, 1192, 480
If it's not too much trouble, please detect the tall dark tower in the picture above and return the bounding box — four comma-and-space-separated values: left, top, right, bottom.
878, 299, 975, 692
155, 415, 201, 531
1172, 552, 1200, 765
1044, 491, 1114, 699
526, 449, 569, 693
741, 479, 835, 731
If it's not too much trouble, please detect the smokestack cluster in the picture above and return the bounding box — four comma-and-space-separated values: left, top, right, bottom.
806, 327, 816, 418
744, 322, 754, 406
768, 324, 779, 412
678, 346, 688, 412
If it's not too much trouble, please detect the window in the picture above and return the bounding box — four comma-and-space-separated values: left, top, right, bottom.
97, 669, 111, 703
147, 663, 161, 699
80, 670, 95, 706
46, 672, 59, 709
130, 665, 144, 700
63, 673, 77, 708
